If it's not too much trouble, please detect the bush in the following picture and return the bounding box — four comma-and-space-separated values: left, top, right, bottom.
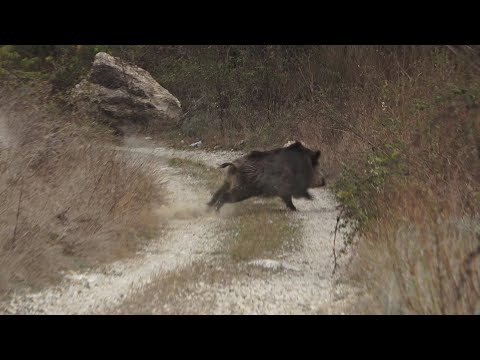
334, 143, 407, 246
0, 81, 163, 293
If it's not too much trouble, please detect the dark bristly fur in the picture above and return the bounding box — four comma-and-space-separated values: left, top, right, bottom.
208, 141, 326, 211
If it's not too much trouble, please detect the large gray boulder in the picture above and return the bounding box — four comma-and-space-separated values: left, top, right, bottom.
71, 52, 181, 125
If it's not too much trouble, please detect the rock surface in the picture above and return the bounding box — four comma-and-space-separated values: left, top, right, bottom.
71, 52, 181, 125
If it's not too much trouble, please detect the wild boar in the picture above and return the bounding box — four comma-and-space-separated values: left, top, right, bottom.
207, 141, 326, 211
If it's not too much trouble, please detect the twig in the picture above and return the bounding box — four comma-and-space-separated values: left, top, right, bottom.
180, 95, 207, 120
4, 176, 24, 250
86, 160, 114, 207
12, 176, 24, 244
446, 45, 480, 74
455, 240, 480, 308
332, 206, 345, 274
396, 59, 413, 82
317, 124, 384, 155
433, 232, 446, 314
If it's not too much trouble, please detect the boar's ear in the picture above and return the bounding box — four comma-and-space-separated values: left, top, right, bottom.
311, 150, 321, 165
288, 141, 303, 150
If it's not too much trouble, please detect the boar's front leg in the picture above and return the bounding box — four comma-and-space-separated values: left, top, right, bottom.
280, 194, 297, 211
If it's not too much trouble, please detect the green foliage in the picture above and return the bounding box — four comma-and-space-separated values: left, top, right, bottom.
334, 143, 407, 244
0, 45, 43, 78
48, 46, 104, 91
48, 47, 86, 90
0, 45, 121, 89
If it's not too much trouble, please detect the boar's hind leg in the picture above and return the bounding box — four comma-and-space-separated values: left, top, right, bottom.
215, 189, 253, 211
281, 194, 297, 211
208, 183, 229, 210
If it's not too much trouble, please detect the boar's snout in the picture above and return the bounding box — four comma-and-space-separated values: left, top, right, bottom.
311, 168, 327, 188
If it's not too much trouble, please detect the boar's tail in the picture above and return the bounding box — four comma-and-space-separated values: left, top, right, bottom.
219, 162, 236, 169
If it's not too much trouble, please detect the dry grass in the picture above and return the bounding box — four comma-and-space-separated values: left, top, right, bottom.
276, 46, 480, 314
111, 261, 234, 314
350, 190, 480, 315
0, 80, 164, 294
223, 200, 300, 262
167, 157, 222, 190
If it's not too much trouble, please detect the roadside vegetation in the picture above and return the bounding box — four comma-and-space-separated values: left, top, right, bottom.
0, 77, 164, 294
1, 45, 478, 313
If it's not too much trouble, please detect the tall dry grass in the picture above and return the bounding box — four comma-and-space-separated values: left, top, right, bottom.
297, 46, 480, 314
0, 79, 163, 293
350, 186, 480, 314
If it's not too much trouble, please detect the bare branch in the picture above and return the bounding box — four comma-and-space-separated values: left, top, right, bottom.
332, 205, 345, 274
3, 175, 24, 250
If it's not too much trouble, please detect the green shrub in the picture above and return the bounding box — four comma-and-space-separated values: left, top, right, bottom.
334, 143, 408, 246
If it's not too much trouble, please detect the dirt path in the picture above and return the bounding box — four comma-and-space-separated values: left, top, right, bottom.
0, 137, 359, 314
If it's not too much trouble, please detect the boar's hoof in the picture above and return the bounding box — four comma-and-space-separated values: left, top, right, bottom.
281, 196, 297, 211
